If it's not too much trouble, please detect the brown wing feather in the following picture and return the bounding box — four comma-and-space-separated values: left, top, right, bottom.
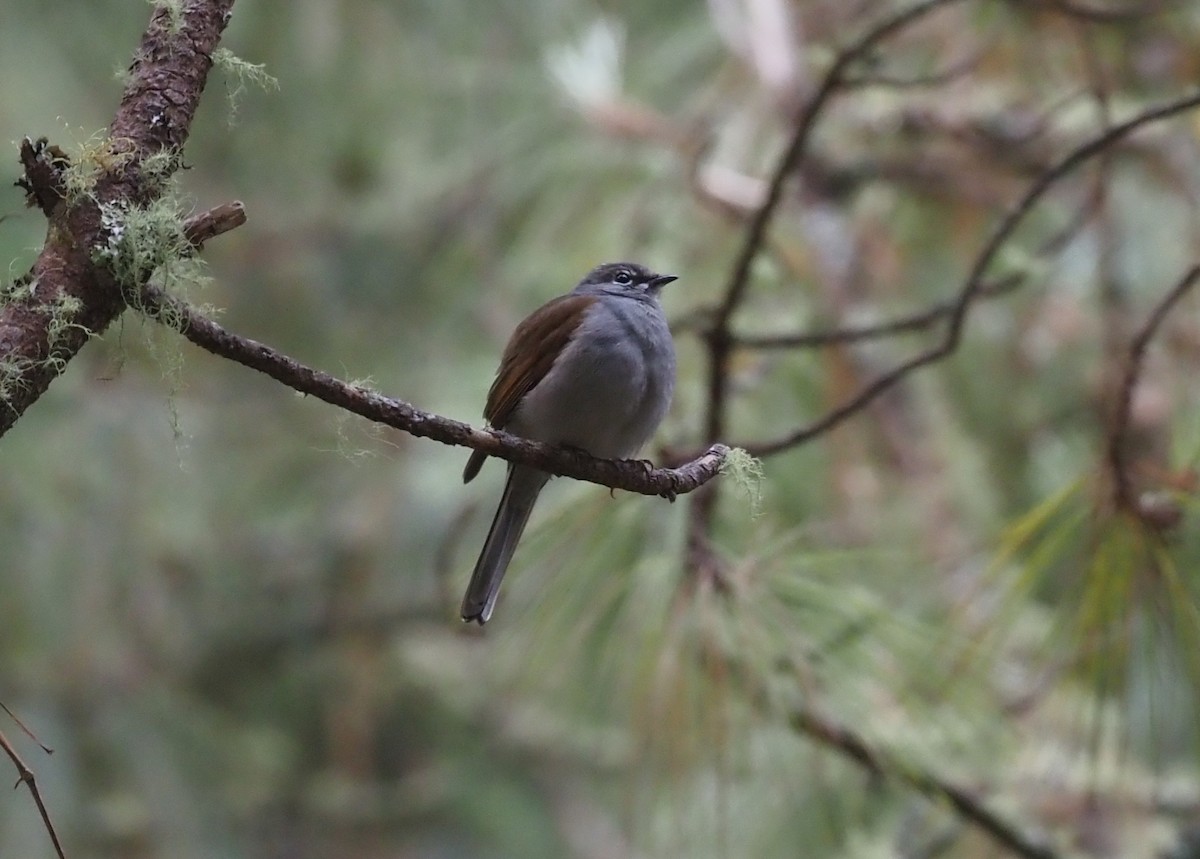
485, 293, 594, 426
462, 293, 594, 483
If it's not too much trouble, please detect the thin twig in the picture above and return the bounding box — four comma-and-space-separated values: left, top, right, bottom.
710, 0, 967, 331
1107, 264, 1200, 511
725, 645, 1055, 858
740, 89, 1200, 458
703, 0, 967, 440
0, 729, 65, 859
732, 184, 1102, 355
842, 45, 985, 91
734, 274, 1023, 350
687, 0, 967, 562
138, 285, 728, 499
1005, 0, 1170, 24
0, 701, 52, 754
791, 708, 1056, 859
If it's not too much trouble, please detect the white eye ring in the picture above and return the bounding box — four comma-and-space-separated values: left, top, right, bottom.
614, 270, 634, 285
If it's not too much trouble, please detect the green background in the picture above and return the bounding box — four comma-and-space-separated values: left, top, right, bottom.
2, 1, 1200, 857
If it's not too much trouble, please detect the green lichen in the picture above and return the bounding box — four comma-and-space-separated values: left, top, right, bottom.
58, 130, 179, 207
346, 376, 379, 394
148, 0, 185, 34
79, 146, 214, 443
45, 294, 87, 350
92, 190, 211, 441
212, 48, 279, 122
94, 197, 191, 292
0, 279, 94, 411
720, 447, 765, 517
0, 276, 34, 305
140, 148, 183, 195
322, 377, 389, 462
0, 356, 38, 411
8, 126, 210, 429
60, 132, 132, 205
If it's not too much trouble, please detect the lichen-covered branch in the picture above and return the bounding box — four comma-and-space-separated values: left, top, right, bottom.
132, 245, 727, 499
0, 0, 237, 438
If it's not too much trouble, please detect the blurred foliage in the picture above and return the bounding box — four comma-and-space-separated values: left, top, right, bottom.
3, 0, 1200, 857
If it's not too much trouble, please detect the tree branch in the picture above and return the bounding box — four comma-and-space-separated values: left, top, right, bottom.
790, 707, 1056, 859
685, 0, 967, 567
701, 0, 967, 444
182, 200, 247, 250
740, 88, 1200, 458
1106, 264, 1200, 513
727, 177, 1102, 355
137, 210, 728, 498
1004, 0, 1169, 24
733, 274, 1023, 350
0, 728, 64, 859
0, 0, 237, 438
725, 647, 1056, 858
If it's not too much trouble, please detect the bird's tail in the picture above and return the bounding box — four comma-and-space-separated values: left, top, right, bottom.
461, 466, 548, 624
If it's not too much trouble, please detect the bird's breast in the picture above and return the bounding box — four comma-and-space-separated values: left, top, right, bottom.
508, 298, 675, 459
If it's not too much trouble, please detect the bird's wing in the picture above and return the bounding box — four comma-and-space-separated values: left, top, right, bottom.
462, 292, 595, 483
485, 293, 595, 427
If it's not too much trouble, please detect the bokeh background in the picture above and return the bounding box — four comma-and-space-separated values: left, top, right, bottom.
3, 1, 1200, 857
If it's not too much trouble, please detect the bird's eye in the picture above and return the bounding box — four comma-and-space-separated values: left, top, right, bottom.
614, 270, 634, 285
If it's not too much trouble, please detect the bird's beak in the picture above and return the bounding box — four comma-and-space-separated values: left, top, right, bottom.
648, 274, 677, 291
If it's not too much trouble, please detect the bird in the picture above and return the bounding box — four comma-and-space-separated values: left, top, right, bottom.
460, 262, 678, 624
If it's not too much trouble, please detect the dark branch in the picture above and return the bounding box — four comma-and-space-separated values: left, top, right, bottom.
141, 283, 727, 497
710, 0, 968, 334
1106, 264, 1200, 513
740, 89, 1200, 458
734, 274, 1023, 350
725, 647, 1055, 858
0, 702, 52, 755
0, 4, 240, 853
688, 0, 966, 558
841, 44, 984, 91
701, 0, 966, 438
138, 210, 728, 498
731, 185, 1103, 354
0, 0, 237, 439
182, 200, 246, 250
15, 139, 70, 217
791, 708, 1056, 859
1005, 0, 1171, 24
0, 729, 65, 859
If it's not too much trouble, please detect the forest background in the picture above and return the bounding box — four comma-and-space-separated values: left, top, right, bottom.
2, 1, 1200, 857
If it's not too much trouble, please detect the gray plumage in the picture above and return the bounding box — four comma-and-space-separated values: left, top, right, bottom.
460, 262, 677, 624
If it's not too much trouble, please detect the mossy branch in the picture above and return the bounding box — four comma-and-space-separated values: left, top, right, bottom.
0, 0, 238, 438
132, 207, 728, 498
